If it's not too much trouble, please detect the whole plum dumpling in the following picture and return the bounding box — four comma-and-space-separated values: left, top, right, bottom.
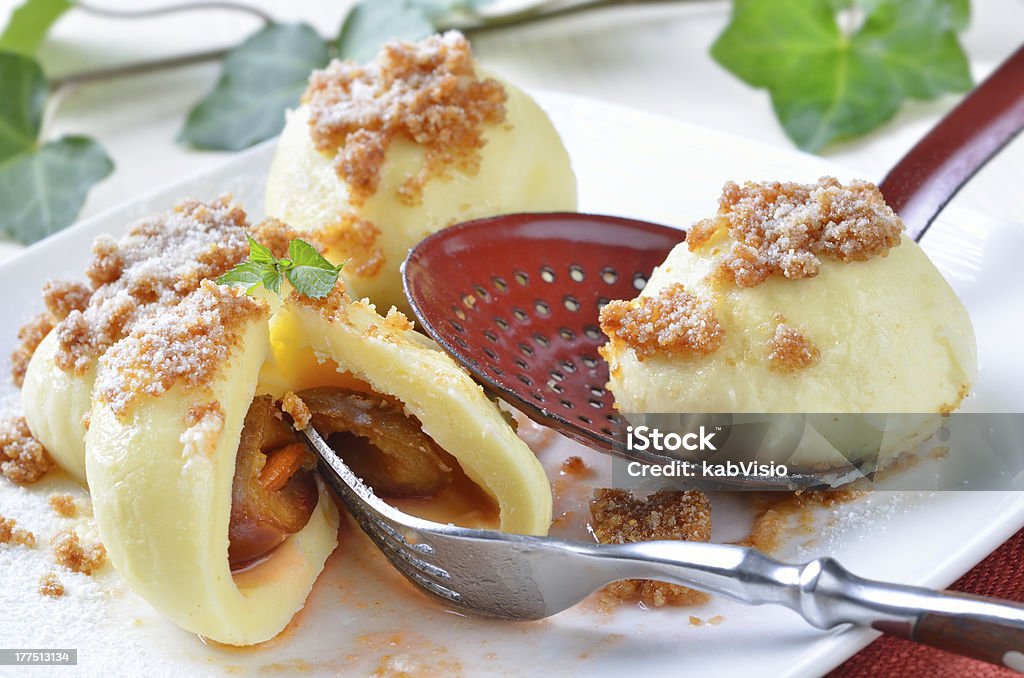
265, 31, 577, 314
599, 178, 977, 470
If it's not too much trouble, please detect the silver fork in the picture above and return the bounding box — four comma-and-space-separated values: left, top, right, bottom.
299, 425, 1024, 671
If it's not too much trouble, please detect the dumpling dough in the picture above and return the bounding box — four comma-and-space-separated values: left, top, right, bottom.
600, 178, 976, 470
265, 285, 553, 535
21, 332, 94, 483
265, 32, 577, 314
86, 282, 339, 646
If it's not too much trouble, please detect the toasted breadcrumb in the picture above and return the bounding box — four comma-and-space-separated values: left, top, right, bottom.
49, 494, 78, 518
0, 416, 53, 485
10, 313, 53, 387
0, 515, 36, 547
51, 528, 106, 575
305, 32, 507, 208
42, 280, 91, 321
321, 214, 385, 278
767, 321, 820, 372
281, 391, 312, 429
41, 198, 296, 379
688, 177, 903, 287
94, 281, 267, 417
600, 283, 724, 361
590, 489, 712, 608
39, 572, 65, 598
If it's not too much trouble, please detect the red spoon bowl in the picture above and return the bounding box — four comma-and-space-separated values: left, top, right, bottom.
403, 212, 681, 452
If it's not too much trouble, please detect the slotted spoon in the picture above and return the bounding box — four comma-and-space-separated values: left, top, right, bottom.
403, 44, 1024, 453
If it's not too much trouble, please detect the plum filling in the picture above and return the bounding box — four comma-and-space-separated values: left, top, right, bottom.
228, 396, 318, 570
228, 387, 459, 570
297, 386, 457, 498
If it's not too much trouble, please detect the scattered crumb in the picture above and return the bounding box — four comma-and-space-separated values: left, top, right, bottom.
0, 415, 53, 484
689, 177, 903, 287
767, 320, 820, 372
560, 456, 589, 476
51, 528, 106, 575
590, 489, 712, 608
49, 494, 78, 518
599, 283, 724, 361
38, 572, 65, 598
689, 615, 703, 627
281, 391, 312, 429
930, 446, 950, 460
708, 614, 725, 625
738, 490, 869, 553
305, 31, 507, 209
0, 515, 36, 547
10, 313, 53, 386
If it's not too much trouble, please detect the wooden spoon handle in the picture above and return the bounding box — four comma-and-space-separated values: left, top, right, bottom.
879, 43, 1024, 241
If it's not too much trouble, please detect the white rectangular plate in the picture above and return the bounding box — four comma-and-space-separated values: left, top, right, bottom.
1, 92, 1023, 677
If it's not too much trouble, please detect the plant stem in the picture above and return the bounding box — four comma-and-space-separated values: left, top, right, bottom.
76, 1, 273, 24
51, 0, 692, 90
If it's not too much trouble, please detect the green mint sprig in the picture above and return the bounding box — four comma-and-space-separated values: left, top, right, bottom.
217, 235, 344, 300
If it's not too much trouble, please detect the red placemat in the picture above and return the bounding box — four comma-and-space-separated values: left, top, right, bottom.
829, 527, 1024, 677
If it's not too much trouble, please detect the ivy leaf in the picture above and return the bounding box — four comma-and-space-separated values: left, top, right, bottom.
0, 50, 46, 158
0, 0, 72, 56
0, 52, 113, 243
336, 0, 435, 62
283, 238, 344, 299
179, 23, 330, 151
407, 0, 496, 20
0, 136, 114, 243
711, 0, 973, 152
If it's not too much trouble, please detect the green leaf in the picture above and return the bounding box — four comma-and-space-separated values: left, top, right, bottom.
711, 0, 973, 152
246, 233, 277, 265
0, 51, 46, 159
179, 23, 329, 151
336, 0, 435, 63
216, 260, 267, 293
408, 0, 496, 19
283, 238, 343, 299
0, 0, 72, 56
0, 136, 114, 243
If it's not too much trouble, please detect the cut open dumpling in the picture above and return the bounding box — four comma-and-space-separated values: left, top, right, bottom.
86, 282, 339, 645
265, 284, 553, 536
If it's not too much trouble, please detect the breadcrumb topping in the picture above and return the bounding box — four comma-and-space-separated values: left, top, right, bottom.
94, 281, 268, 417
590, 489, 712, 608
305, 32, 507, 208
688, 177, 903, 287
281, 391, 312, 429
0, 515, 36, 547
48, 197, 257, 376
51, 528, 106, 575
38, 572, 65, 598
600, 283, 724, 360
10, 313, 52, 387
0, 416, 53, 485
321, 214, 385, 278
767, 320, 820, 372
49, 494, 78, 518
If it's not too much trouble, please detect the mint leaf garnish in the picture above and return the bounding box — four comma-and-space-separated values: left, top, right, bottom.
0, 51, 113, 243
179, 23, 330, 151
284, 238, 345, 299
0, 0, 72, 56
711, 0, 972, 152
217, 236, 343, 300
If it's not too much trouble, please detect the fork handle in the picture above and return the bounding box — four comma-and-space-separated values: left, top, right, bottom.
802, 557, 1024, 671
597, 542, 1024, 670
